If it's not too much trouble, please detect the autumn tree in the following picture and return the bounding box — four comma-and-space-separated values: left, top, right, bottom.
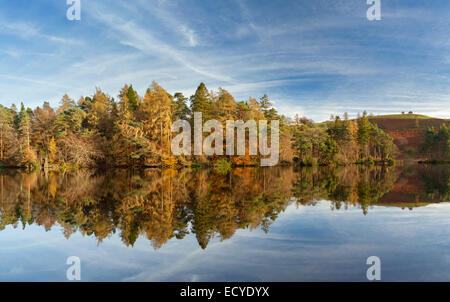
48, 137, 57, 164
214, 88, 237, 122
85, 88, 114, 137
139, 82, 173, 159
0, 105, 18, 163
57, 94, 76, 114
32, 102, 56, 165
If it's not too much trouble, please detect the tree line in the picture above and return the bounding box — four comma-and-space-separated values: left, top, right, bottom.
291, 111, 396, 166
0, 81, 397, 169
0, 82, 289, 169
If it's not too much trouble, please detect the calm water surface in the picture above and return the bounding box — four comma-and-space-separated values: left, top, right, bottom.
0, 165, 449, 281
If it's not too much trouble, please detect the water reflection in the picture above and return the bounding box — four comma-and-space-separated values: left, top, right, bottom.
0, 165, 448, 249
293, 165, 449, 213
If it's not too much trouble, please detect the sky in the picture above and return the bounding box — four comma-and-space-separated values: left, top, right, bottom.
0, 0, 449, 122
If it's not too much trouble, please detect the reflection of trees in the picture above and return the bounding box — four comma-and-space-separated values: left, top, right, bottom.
293, 166, 400, 215
0, 167, 296, 249
0, 165, 447, 249
420, 165, 450, 201
191, 168, 295, 248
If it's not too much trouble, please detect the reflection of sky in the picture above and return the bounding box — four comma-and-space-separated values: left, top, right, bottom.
1, 201, 450, 281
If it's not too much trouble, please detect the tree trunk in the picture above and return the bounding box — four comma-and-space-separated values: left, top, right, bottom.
0, 129, 3, 161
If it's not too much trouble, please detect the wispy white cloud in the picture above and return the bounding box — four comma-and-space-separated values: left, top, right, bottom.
88, 3, 232, 83
136, 0, 199, 47
179, 25, 197, 47
0, 21, 81, 45
0, 74, 66, 88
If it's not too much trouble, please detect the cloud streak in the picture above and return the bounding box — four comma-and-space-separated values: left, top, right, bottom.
0, 0, 449, 121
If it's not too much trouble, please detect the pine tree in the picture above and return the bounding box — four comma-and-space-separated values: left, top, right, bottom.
357, 112, 371, 158
18, 104, 31, 149
126, 85, 139, 111
190, 82, 212, 119
173, 92, 190, 120
259, 94, 279, 120
259, 94, 272, 112
18, 104, 36, 167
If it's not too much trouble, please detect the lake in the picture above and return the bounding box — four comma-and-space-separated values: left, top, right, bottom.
0, 164, 449, 281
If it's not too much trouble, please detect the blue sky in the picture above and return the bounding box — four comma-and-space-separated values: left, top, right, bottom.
0, 0, 449, 121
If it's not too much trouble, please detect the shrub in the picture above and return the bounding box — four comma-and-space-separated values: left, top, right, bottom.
214, 159, 232, 175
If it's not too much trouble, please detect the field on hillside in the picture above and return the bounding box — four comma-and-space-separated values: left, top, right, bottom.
369, 115, 449, 160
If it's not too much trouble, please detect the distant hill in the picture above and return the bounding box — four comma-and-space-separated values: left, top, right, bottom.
368, 113, 438, 120
368, 114, 449, 161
